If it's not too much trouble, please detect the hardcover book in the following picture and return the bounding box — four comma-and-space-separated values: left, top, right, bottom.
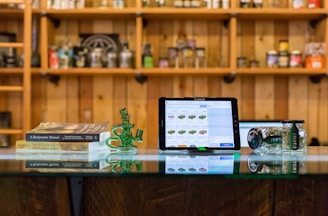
25, 121, 109, 142
16, 136, 110, 153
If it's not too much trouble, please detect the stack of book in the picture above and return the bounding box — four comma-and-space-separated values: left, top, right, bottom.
15, 121, 111, 169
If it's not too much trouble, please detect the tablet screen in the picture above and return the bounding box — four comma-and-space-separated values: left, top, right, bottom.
158, 97, 240, 151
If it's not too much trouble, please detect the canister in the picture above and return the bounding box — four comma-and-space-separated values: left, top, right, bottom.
308, 0, 320, 8
293, 0, 304, 8
249, 60, 259, 68
237, 57, 247, 68
253, 0, 263, 8
266, 50, 278, 68
278, 51, 289, 68
240, 0, 251, 8
289, 50, 303, 68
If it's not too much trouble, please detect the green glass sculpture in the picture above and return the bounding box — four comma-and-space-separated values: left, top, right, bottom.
106, 108, 143, 154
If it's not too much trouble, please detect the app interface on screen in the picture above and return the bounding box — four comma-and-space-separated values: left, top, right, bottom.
165, 100, 235, 148
165, 155, 235, 174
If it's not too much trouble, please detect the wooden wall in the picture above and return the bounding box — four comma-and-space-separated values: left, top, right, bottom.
0, 11, 327, 147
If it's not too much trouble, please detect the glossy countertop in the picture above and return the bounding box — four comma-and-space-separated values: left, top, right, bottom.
0, 147, 327, 177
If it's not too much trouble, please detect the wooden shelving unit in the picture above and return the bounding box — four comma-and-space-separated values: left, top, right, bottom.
0, 0, 31, 142
0, 0, 327, 146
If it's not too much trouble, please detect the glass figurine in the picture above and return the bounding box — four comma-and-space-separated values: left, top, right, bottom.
106, 108, 143, 154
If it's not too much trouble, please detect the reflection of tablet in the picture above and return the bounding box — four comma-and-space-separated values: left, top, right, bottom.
158, 97, 240, 151
160, 154, 240, 175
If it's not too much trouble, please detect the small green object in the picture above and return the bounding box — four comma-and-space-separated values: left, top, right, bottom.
106, 108, 143, 154
197, 147, 207, 151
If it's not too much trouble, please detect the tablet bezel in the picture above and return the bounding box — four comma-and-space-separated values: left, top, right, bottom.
158, 97, 241, 151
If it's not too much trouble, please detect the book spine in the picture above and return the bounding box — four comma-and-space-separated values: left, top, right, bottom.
25, 160, 102, 169
25, 133, 101, 142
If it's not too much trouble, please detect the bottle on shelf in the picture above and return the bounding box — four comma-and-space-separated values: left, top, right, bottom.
113, 0, 125, 8
120, 41, 133, 68
142, 43, 154, 68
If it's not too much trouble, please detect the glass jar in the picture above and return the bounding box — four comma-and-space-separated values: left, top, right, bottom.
289, 50, 303, 68
168, 47, 178, 68
253, 0, 263, 8
182, 46, 194, 68
237, 57, 247, 68
93, 0, 108, 8
240, 0, 251, 8
266, 50, 278, 68
247, 127, 283, 154
281, 120, 307, 154
195, 47, 207, 68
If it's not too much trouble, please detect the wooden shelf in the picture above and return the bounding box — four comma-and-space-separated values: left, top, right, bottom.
235, 68, 327, 75
0, 86, 24, 92
41, 8, 137, 20
27, 67, 327, 76
140, 8, 232, 20
234, 8, 327, 20
0, 128, 23, 135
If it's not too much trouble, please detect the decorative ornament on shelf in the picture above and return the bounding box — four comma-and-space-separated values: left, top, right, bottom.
106, 108, 143, 154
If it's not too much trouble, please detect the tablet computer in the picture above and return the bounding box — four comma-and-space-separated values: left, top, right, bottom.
158, 97, 240, 151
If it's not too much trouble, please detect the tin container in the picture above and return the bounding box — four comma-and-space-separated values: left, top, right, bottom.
266, 50, 279, 68
305, 55, 325, 68
289, 50, 303, 68
168, 47, 178, 68
308, 0, 320, 8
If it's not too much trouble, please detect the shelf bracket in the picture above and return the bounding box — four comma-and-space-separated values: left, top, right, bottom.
41, 73, 61, 85
309, 74, 327, 84
223, 72, 236, 84
135, 72, 147, 84
40, 12, 61, 28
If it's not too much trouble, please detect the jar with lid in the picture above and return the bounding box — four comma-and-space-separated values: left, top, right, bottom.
247, 127, 283, 154
155, 0, 167, 7
281, 120, 306, 154
168, 47, 178, 68
253, 0, 263, 8
249, 60, 259, 68
113, 0, 125, 8
195, 47, 207, 68
182, 46, 194, 68
120, 41, 133, 68
266, 50, 278, 68
237, 57, 247, 68
107, 49, 117, 68
183, 0, 191, 8
289, 50, 303, 68
191, 0, 201, 7
158, 57, 169, 68
93, 0, 108, 8
240, 0, 251, 8
278, 51, 289, 68
174, 0, 184, 7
